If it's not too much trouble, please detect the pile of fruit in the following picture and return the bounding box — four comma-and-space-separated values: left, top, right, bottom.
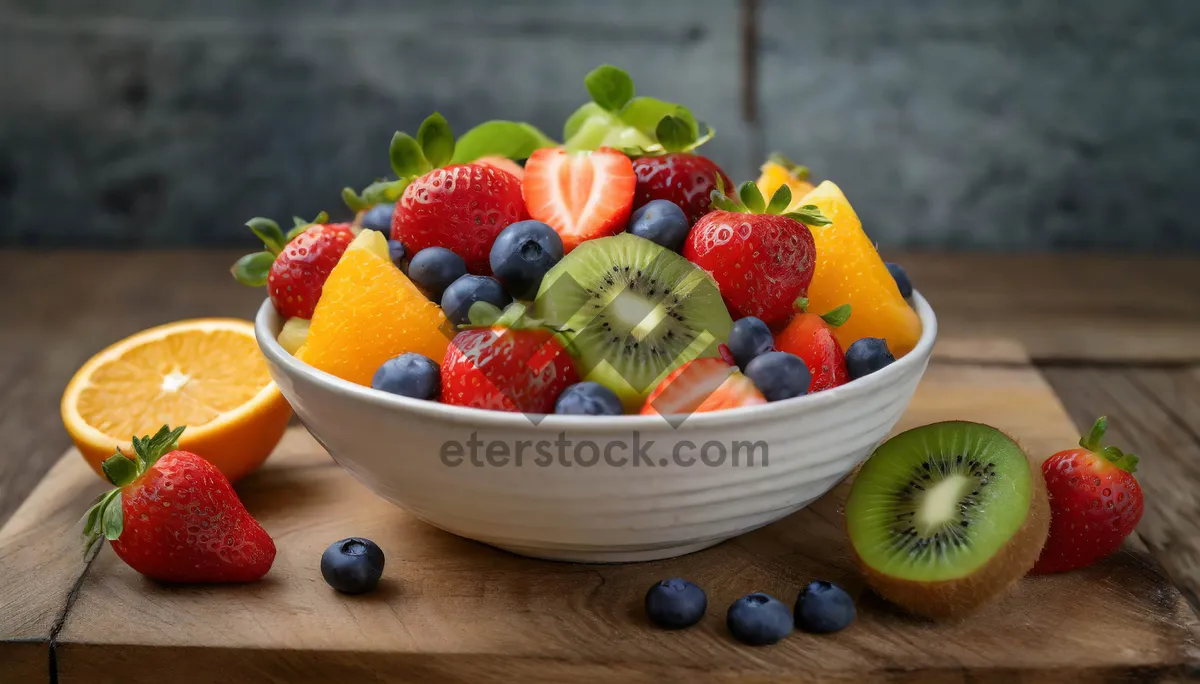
233, 65, 923, 417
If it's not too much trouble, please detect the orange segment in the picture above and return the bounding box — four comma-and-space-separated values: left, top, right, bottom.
799, 181, 922, 357
756, 158, 815, 210
298, 230, 452, 385
62, 319, 292, 482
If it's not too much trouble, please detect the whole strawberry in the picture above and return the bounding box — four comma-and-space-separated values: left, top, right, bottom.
81, 426, 276, 583
632, 153, 732, 226
441, 322, 579, 414
684, 182, 830, 328
232, 212, 355, 320
1032, 416, 1144, 574
774, 302, 851, 392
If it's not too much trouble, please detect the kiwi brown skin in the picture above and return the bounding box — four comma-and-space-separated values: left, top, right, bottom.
849, 447, 1050, 621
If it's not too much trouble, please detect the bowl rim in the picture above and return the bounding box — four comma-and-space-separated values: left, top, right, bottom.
255, 291, 938, 431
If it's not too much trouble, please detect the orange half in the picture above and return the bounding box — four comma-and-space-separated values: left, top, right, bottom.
61, 318, 292, 482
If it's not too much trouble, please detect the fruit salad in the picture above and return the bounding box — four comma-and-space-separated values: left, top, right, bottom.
235, 64, 924, 417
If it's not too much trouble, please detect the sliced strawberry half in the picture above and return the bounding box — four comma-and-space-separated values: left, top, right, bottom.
522, 146, 635, 252
641, 357, 766, 417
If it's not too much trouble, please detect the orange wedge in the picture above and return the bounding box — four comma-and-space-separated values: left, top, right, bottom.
62, 319, 292, 482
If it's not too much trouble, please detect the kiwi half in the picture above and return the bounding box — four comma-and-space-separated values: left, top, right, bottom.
534, 233, 733, 410
845, 421, 1049, 620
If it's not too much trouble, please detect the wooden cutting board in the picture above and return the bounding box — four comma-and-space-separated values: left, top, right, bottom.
2, 339, 1197, 683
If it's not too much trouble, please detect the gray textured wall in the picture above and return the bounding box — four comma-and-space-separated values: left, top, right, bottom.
0, 0, 1197, 249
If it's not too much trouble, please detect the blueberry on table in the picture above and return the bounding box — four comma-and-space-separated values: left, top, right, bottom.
320, 537, 385, 594
409, 247, 467, 302
744, 351, 811, 401
845, 338, 896, 380
361, 203, 395, 232
372, 353, 440, 400
387, 240, 408, 273
555, 382, 624, 416
489, 220, 564, 300
628, 200, 691, 252
645, 578, 707, 629
794, 581, 856, 634
727, 316, 775, 370
726, 593, 793, 645
885, 262, 913, 299
441, 275, 512, 326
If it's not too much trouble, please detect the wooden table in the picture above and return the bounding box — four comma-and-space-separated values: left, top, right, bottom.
2, 250, 1199, 678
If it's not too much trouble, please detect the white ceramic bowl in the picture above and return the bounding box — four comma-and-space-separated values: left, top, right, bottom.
256, 294, 937, 563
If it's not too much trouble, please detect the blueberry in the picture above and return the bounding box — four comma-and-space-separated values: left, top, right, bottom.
726, 593, 793, 646
387, 239, 408, 273
744, 351, 811, 401
489, 220, 564, 300
361, 203, 395, 232
441, 274, 512, 326
727, 317, 775, 369
320, 537, 385, 594
555, 382, 624, 416
409, 247, 467, 302
794, 581, 855, 634
628, 200, 691, 252
886, 262, 913, 298
371, 353, 440, 400
845, 338, 896, 380
645, 578, 707, 629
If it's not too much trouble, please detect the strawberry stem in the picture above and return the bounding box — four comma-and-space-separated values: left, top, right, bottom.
1079, 416, 1139, 473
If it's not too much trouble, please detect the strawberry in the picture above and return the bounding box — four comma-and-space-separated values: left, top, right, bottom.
81, 426, 276, 583
522, 146, 636, 252
231, 213, 355, 320
393, 163, 527, 274
632, 153, 733, 226
342, 113, 558, 274
774, 301, 851, 392
1031, 416, 1145, 575
683, 182, 830, 328
641, 357, 766, 417
441, 323, 579, 413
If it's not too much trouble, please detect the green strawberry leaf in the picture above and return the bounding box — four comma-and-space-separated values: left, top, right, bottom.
230, 251, 274, 288
709, 188, 745, 213
101, 491, 123, 541
793, 297, 809, 312
342, 187, 370, 213
417, 112, 455, 168
655, 115, 695, 153
101, 452, 138, 487
820, 304, 852, 328
450, 121, 557, 164
738, 181, 766, 214
768, 152, 810, 180
467, 301, 504, 327
585, 64, 635, 112
766, 184, 793, 215
246, 217, 286, 254
1081, 416, 1108, 451
389, 132, 431, 180
784, 204, 832, 227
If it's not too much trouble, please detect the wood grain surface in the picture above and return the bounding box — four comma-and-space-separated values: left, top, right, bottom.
3, 350, 1197, 683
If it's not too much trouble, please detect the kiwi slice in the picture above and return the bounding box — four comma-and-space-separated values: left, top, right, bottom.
845, 421, 1049, 620
534, 233, 733, 410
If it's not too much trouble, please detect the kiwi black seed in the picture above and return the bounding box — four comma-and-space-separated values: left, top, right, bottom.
844, 421, 1049, 620
533, 233, 733, 411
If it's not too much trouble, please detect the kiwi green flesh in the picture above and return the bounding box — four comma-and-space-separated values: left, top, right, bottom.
534, 234, 733, 410
846, 421, 1033, 583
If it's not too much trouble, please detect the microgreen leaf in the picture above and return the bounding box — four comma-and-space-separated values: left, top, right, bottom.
342, 187, 370, 213
467, 301, 503, 327
230, 251, 274, 288
449, 121, 557, 164
585, 64, 635, 112
784, 204, 832, 227
563, 103, 610, 142
417, 112, 455, 168
101, 491, 123, 541
101, 453, 138, 487
621, 98, 698, 138
389, 132, 431, 180
655, 115, 695, 153
738, 181, 766, 214
820, 304, 852, 328
246, 218, 286, 254
766, 184, 793, 215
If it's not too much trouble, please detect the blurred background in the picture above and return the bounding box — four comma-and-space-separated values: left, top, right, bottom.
1, 0, 1197, 249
